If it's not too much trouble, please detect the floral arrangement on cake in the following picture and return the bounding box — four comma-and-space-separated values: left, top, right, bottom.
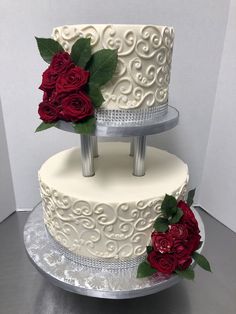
137, 189, 211, 280
35, 37, 118, 134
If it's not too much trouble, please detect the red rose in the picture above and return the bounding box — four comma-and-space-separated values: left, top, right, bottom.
187, 233, 201, 254
61, 92, 94, 122
178, 200, 197, 223
56, 66, 89, 94
151, 232, 174, 253
184, 220, 200, 241
38, 101, 59, 123
173, 240, 191, 260
39, 52, 73, 93
39, 67, 59, 92
43, 91, 51, 101
177, 256, 192, 270
177, 203, 201, 255
179, 219, 201, 255
50, 92, 66, 110
147, 251, 177, 275
48, 99, 62, 120
169, 224, 188, 240
50, 52, 73, 74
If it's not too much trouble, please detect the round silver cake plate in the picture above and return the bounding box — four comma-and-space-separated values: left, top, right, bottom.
24, 204, 205, 299
56, 106, 179, 137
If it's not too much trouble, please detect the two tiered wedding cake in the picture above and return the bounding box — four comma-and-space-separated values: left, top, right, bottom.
38, 24, 181, 262
36, 24, 210, 279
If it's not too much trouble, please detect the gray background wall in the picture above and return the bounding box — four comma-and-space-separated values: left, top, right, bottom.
199, 0, 236, 232
0, 99, 16, 222
0, 0, 234, 230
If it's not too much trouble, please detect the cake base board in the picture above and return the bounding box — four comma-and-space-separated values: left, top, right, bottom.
24, 203, 205, 299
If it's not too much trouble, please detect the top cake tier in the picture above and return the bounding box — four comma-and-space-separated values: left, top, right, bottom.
52, 24, 174, 112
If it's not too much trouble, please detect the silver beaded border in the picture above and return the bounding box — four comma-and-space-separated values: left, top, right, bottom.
46, 227, 145, 270
95, 103, 168, 125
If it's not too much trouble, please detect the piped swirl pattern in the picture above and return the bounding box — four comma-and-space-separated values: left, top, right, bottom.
52, 24, 174, 110
40, 179, 187, 260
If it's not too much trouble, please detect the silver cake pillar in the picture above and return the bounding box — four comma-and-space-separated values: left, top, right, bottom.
130, 138, 134, 157
80, 135, 94, 177
133, 136, 146, 176
57, 106, 179, 178
92, 136, 99, 158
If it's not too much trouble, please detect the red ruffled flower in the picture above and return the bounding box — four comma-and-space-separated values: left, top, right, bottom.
43, 91, 51, 101
50, 52, 73, 74
39, 52, 73, 93
38, 101, 59, 123
56, 66, 89, 94
169, 224, 188, 240
173, 240, 192, 260
136, 191, 211, 279
39, 67, 59, 92
178, 200, 197, 224
147, 251, 177, 275
61, 92, 94, 122
151, 232, 174, 253
183, 219, 200, 237
187, 233, 201, 254
147, 200, 201, 275
177, 256, 192, 270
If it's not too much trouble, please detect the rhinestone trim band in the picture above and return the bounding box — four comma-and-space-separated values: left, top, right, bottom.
96, 103, 168, 125
46, 227, 145, 270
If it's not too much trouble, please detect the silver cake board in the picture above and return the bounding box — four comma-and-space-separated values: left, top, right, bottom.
24, 204, 205, 299
56, 106, 179, 137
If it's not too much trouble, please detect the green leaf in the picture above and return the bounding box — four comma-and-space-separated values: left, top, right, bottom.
175, 267, 195, 280
161, 194, 177, 217
187, 188, 196, 207
73, 117, 96, 134
87, 49, 118, 86
166, 206, 178, 217
137, 261, 157, 278
35, 37, 64, 63
146, 246, 153, 254
71, 38, 92, 68
198, 241, 203, 250
35, 122, 57, 132
153, 217, 169, 232
169, 208, 183, 224
87, 83, 104, 108
192, 252, 211, 272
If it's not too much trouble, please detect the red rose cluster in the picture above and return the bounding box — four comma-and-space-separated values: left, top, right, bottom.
38, 52, 94, 123
147, 200, 201, 275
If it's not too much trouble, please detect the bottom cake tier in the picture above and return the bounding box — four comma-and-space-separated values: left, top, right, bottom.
38, 142, 189, 265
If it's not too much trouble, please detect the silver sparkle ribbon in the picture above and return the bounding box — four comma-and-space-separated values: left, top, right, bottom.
95, 103, 168, 125
46, 227, 145, 271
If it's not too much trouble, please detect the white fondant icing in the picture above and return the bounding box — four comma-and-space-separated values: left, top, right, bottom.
52, 24, 174, 110
39, 143, 188, 260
